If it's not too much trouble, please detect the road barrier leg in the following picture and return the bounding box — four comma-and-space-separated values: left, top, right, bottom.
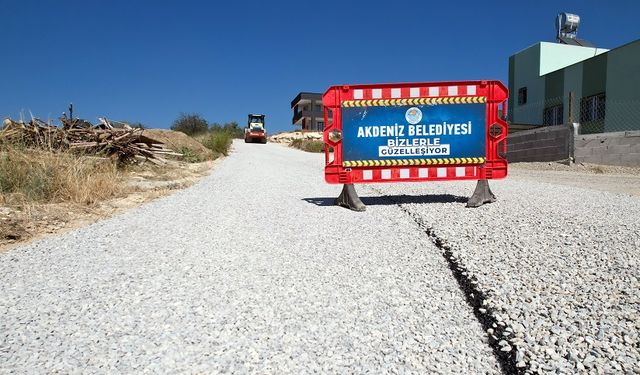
466, 179, 496, 208
336, 184, 366, 212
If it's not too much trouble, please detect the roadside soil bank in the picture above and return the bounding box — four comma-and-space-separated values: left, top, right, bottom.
509, 162, 640, 196
0, 160, 217, 252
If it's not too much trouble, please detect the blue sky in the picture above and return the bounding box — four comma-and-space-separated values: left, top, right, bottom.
1, 0, 638, 133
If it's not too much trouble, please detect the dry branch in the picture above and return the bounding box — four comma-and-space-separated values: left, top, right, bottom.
1, 117, 180, 164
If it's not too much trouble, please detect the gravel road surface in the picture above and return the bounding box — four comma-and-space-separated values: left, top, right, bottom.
368, 165, 640, 373
1, 141, 501, 374
508, 164, 640, 197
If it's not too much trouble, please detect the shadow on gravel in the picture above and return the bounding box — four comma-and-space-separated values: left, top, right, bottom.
303, 194, 468, 207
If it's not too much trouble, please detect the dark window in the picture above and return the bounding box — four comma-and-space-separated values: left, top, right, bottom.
315, 104, 322, 112
326, 108, 333, 125
543, 105, 563, 126
518, 87, 527, 105
580, 93, 606, 122
317, 121, 324, 130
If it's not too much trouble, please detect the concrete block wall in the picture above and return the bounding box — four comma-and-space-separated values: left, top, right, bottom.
506, 125, 571, 163
574, 131, 640, 167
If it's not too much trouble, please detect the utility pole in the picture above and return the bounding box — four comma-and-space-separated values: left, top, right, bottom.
69, 103, 73, 120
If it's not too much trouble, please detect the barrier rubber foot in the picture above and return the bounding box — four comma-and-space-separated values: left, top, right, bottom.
466, 179, 496, 208
336, 184, 366, 212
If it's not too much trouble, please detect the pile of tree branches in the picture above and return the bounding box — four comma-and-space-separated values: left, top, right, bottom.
1, 117, 180, 164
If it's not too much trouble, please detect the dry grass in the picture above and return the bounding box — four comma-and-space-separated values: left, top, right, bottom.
142, 129, 215, 161
0, 146, 123, 206
201, 132, 233, 156
290, 139, 326, 153
0, 137, 220, 250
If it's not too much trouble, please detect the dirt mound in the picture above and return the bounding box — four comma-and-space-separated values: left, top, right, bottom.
1, 158, 217, 252
270, 131, 322, 144
143, 129, 214, 160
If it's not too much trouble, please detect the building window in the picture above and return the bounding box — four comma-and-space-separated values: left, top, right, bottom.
317, 121, 324, 130
581, 93, 606, 122
543, 105, 563, 126
315, 104, 322, 112
518, 87, 527, 105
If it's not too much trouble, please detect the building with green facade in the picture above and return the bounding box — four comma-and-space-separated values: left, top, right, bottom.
508, 39, 640, 133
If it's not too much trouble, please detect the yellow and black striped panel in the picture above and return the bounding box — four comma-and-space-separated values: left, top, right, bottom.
341, 97, 486, 108
342, 157, 485, 167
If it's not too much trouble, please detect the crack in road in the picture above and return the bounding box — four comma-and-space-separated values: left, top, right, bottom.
368, 186, 525, 375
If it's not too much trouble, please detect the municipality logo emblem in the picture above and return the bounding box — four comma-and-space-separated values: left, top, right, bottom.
405, 107, 422, 125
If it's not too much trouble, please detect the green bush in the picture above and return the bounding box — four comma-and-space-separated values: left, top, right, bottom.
177, 147, 204, 163
170, 113, 208, 136
210, 121, 244, 139
290, 139, 325, 153
202, 132, 233, 156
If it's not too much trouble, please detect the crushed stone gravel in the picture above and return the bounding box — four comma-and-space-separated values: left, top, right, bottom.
0, 141, 500, 374
366, 170, 640, 374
